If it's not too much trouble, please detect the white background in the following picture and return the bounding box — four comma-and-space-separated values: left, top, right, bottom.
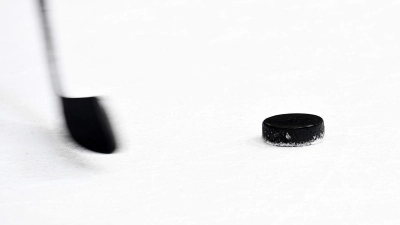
1, 0, 400, 224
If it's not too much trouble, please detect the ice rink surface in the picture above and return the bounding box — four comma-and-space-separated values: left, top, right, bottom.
1, 0, 400, 224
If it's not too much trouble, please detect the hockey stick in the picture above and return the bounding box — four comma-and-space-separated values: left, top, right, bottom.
37, 0, 117, 153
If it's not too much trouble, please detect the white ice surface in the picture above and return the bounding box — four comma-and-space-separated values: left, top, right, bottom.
1, 0, 400, 224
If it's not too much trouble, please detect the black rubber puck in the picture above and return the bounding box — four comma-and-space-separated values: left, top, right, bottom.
262, 113, 324, 147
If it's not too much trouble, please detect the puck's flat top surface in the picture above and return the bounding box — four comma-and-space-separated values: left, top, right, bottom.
263, 113, 323, 130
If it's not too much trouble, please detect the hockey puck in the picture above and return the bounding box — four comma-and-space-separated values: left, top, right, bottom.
262, 113, 324, 147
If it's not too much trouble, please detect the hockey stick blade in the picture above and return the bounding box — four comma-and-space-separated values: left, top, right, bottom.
62, 97, 117, 154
